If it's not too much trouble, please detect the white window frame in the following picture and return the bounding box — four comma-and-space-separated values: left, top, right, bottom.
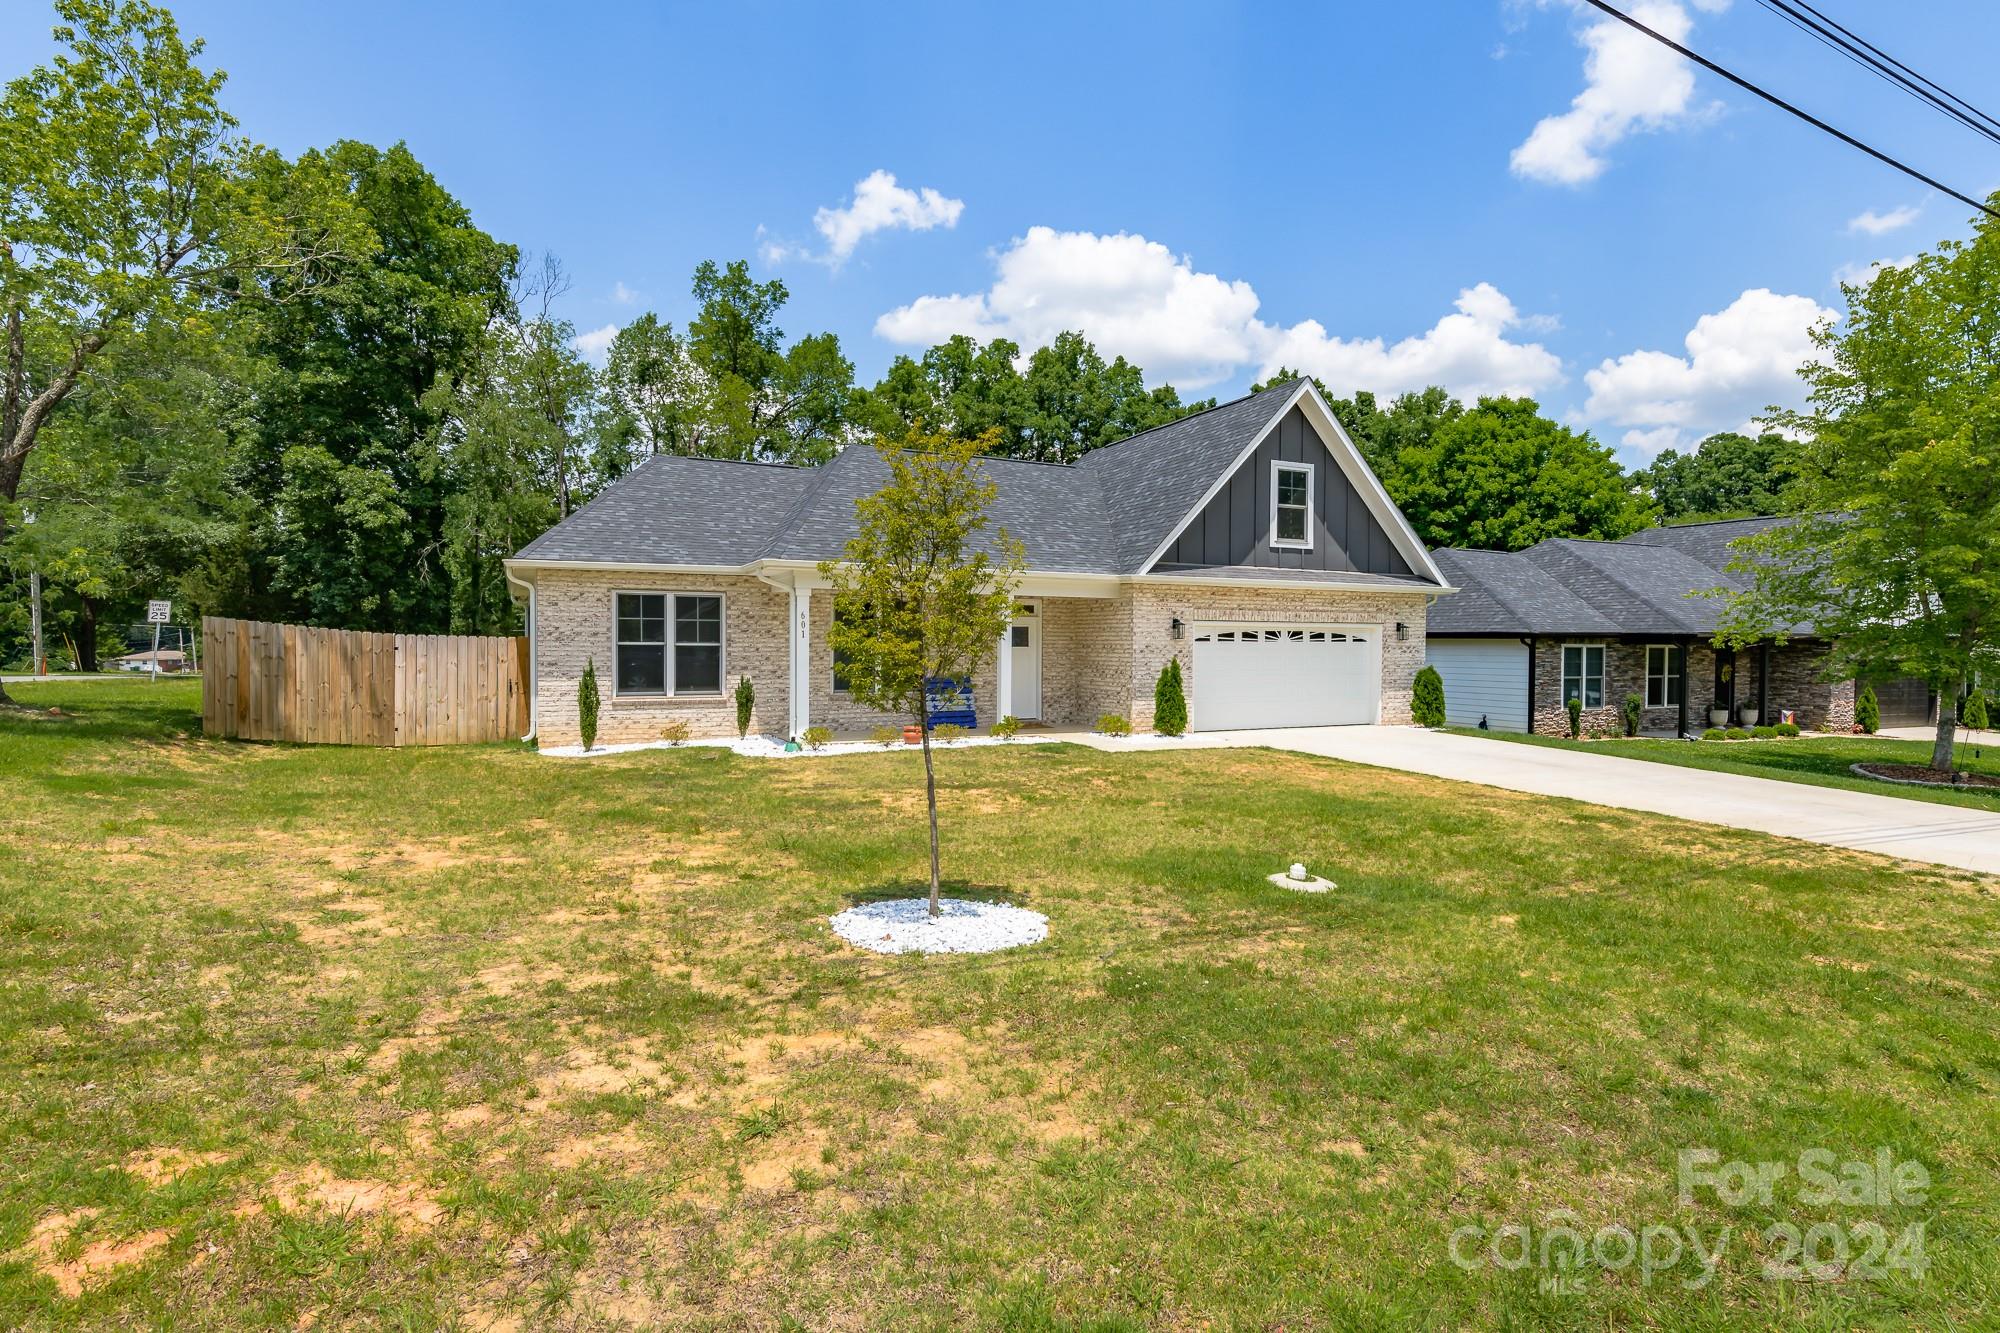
611, 589, 727, 698
1645, 644, 1681, 708
1561, 641, 1605, 709
1270, 460, 1314, 550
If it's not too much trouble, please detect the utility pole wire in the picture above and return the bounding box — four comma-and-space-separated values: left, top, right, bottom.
1575, 0, 2000, 221
1785, 0, 2000, 137
1753, 0, 2000, 148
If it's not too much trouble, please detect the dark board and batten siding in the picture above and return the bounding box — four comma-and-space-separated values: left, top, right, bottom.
1155, 406, 1414, 576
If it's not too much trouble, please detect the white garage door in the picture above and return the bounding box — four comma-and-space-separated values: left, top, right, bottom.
1425, 638, 1529, 732
1190, 624, 1379, 731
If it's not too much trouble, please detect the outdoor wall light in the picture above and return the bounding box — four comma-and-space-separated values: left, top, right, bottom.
1170, 617, 1184, 640
1395, 621, 1409, 641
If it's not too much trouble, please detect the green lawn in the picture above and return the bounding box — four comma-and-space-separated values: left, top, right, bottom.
1448, 727, 2000, 811
3, 681, 1996, 1328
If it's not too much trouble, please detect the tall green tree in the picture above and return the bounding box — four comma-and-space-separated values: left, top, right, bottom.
246, 140, 517, 632
1719, 203, 2000, 772
683, 259, 854, 463
597, 312, 712, 468
820, 430, 1024, 915
1635, 431, 1800, 521
858, 331, 1204, 462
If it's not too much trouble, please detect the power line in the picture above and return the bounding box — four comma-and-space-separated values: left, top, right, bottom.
1753, 0, 2000, 148
1785, 0, 2000, 138
1574, 0, 1999, 220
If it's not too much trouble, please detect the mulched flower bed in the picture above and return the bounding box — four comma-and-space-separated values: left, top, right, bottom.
1852, 762, 2000, 791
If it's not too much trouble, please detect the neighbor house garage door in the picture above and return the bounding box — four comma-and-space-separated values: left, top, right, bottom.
1189, 624, 1379, 731
1425, 638, 1530, 733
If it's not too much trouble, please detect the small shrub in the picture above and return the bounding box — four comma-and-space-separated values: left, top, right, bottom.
1702, 727, 1726, 740
1964, 690, 1990, 731
1153, 659, 1189, 736
1775, 722, 1800, 737
658, 719, 692, 746
800, 725, 833, 750
1095, 713, 1133, 736
1856, 684, 1880, 734
1411, 664, 1447, 728
1725, 727, 1750, 740
931, 722, 969, 743
733, 676, 755, 739
1565, 695, 1582, 738
1621, 692, 1642, 737
991, 715, 1022, 740
1751, 724, 1777, 739
869, 724, 902, 748
578, 658, 600, 751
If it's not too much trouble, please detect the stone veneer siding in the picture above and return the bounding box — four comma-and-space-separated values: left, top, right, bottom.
1530, 636, 1855, 735
532, 569, 790, 747
1124, 584, 1429, 730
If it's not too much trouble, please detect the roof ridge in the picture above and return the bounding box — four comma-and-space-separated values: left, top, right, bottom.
1073, 377, 1300, 465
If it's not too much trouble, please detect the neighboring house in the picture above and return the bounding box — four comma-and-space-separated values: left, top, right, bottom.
107, 648, 192, 674
1425, 517, 1870, 736
505, 379, 1451, 747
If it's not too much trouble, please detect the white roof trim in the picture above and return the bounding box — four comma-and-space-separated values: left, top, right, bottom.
1132, 572, 1455, 595
1134, 381, 1447, 587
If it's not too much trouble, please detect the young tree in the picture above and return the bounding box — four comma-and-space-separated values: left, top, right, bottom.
1718, 202, 2000, 771
820, 430, 1024, 916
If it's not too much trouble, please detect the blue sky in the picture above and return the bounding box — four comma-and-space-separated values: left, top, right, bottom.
7, 0, 1998, 461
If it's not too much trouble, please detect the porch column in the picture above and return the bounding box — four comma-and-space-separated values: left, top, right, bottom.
1676, 640, 1691, 738
995, 603, 1013, 725
788, 584, 811, 740
1758, 640, 1771, 722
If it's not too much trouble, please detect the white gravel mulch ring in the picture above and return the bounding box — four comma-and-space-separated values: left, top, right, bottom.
829, 897, 1049, 955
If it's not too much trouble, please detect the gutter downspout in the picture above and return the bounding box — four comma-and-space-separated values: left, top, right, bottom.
1520, 635, 1536, 734
504, 566, 538, 742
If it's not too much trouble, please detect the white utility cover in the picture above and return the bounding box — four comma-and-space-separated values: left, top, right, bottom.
1189, 623, 1379, 731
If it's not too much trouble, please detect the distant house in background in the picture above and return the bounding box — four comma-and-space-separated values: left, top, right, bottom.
1423, 517, 1912, 736
107, 648, 193, 674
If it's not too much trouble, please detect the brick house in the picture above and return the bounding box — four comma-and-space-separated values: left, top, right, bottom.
504, 379, 1451, 747
1424, 518, 1866, 736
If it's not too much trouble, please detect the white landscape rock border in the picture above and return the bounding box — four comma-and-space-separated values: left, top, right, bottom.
829, 897, 1049, 955
539, 733, 1062, 760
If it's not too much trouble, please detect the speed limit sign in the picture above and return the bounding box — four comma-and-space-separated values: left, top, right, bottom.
146, 599, 172, 624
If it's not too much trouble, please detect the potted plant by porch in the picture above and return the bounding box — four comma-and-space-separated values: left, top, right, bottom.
1709, 700, 1730, 728
1739, 704, 1760, 727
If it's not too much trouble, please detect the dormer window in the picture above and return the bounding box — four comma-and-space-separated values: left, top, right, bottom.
1271, 461, 1313, 549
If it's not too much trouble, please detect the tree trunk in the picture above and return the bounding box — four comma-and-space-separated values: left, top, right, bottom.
1931, 676, 1961, 772
919, 710, 941, 916
77, 596, 100, 674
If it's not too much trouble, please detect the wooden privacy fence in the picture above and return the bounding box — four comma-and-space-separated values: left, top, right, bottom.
202, 617, 529, 746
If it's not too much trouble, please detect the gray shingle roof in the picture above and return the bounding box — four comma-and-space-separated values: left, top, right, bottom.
758, 446, 1119, 573
1430, 526, 1817, 637
512, 455, 816, 566
1428, 548, 1623, 634
1072, 379, 1306, 571
1618, 515, 1793, 574
510, 378, 1447, 589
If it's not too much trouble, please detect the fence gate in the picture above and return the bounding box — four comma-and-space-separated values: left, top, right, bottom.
201, 617, 529, 747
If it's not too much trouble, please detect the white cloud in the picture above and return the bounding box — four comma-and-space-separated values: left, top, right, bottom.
804, 170, 964, 266
1511, 1, 1722, 186
1833, 254, 1917, 287
1848, 205, 1919, 235
875, 224, 1566, 398
1580, 288, 1834, 453
1261, 283, 1566, 402
572, 322, 619, 364
611, 281, 639, 305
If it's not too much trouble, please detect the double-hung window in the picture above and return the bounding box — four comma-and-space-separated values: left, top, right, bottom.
614, 592, 723, 695
1561, 643, 1604, 709
1645, 644, 1681, 708
1271, 461, 1313, 549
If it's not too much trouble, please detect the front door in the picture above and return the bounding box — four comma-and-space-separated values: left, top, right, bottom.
1009, 601, 1041, 719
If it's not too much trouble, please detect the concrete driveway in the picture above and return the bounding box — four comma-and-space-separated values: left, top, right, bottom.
1082, 726, 2000, 876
